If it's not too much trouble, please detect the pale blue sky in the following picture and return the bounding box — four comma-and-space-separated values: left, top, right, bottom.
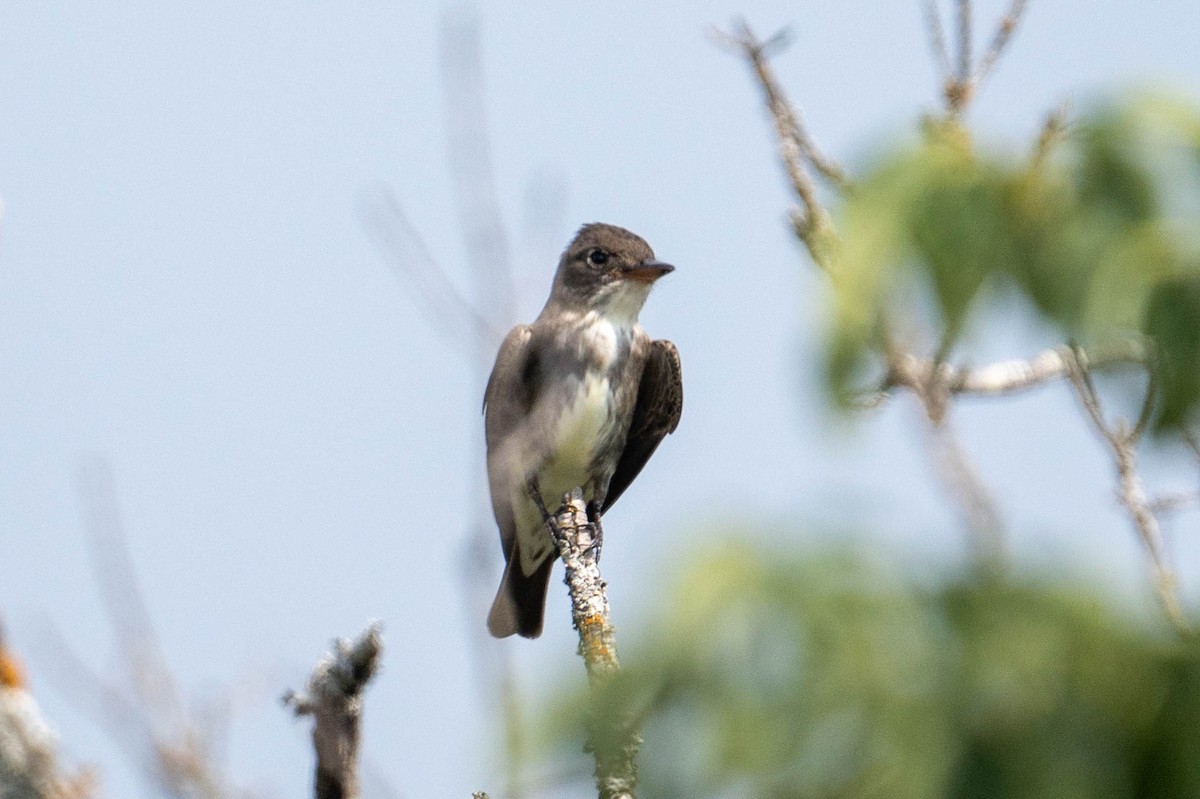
3, 2, 1200, 797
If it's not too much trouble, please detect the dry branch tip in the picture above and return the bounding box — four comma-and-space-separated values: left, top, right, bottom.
286, 623, 384, 799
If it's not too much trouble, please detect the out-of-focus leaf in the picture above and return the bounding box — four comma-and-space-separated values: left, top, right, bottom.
1002, 165, 1097, 328
826, 152, 918, 403
822, 94, 1200, 427
826, 131, 1017, 402
538, 544, 1200, 798
1144, 276, 1200, 430
1076, 110, 1159, 226
908, 143, 1012, 340
1085, 223, 1183, 335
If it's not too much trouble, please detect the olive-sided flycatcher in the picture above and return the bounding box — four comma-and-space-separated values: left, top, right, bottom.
484, 223, 683, 638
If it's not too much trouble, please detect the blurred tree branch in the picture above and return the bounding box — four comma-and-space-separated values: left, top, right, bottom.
924, 0, 1031, 115
34, 456, 240, 799
718, 2, 1199, 626
711, 20, 845, 273
359, 188, 502, 352
883, 338, 1150, 399
716, 15, 1009, 568
361, 9, 559, 797
284, 625, 383, 799
1063, 346, 1189, 633
440, 8, 518, 337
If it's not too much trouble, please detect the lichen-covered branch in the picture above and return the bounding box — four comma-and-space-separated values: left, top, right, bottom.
0, 623, 92, 799
545, 492, 619, 682
531, 487, 639, 799
284, 624, 383, 799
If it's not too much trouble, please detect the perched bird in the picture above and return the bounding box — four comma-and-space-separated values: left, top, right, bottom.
484, 223, 683, 638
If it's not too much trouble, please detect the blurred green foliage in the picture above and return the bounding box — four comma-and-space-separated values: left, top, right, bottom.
827, 94, 1200, 432
541, 544, 1200, 798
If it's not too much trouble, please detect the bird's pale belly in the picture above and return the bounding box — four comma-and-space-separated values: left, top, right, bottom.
513, 371, 620, 574
539, 371, 615, 504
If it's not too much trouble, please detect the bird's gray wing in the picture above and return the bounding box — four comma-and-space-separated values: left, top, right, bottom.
602, 339, 682, 513
484, 325, 535, 443
484, 324, 557, 639
483, 325, 535, 553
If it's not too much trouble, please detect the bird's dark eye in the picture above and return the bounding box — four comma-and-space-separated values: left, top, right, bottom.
587, 249, 609, 267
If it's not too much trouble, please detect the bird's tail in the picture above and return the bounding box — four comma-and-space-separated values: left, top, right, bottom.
487, 547, 555, 639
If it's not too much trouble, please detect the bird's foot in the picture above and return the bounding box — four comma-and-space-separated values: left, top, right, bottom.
526, 478, 563, 540
585, 501, 605, 562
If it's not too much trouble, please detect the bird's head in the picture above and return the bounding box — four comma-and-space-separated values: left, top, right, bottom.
548, 223, 674, 322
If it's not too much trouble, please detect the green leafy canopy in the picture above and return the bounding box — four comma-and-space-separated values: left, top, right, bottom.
827, 94, 1200, 432
541, 544, 1200, 798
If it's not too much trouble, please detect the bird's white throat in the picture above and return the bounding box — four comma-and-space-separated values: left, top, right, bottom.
591, 279, 652, 327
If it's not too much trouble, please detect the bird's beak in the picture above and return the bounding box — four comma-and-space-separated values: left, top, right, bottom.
620, 260, 675, 283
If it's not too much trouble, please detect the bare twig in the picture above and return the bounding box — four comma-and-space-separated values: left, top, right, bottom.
937, 0, 973, 113
1182, 429, 1200, 462
975, 0, 1031, 85
727, 23, 852, 193
529, 487, 639, 799
77, 459, 183, 725
284, 625, 383, 799
50, 457, 236, 799
37, 622, 150, 767
1130, 367, 1159, 444
1031, 101, 1071, 166
955, 0, 972, 84
716, 15, 1014, 563
926, 410, 1006, 565
922, 0, 953, 83
360, 13, 521, 359
712, 20, 847, 269
458, 531, 528, 799
359, 187, 502, 352
1064, 346, 1189, 633
1148, 490, 1200, 515
927, 0, 1033, 114
440, 9, 518, 342
435, 13, 537, 799
884, 338, 1150, 399
371, 12, 534, 797
893, 345, 1007, 567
